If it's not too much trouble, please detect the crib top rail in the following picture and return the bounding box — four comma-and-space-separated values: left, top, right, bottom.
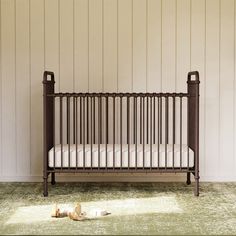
47, 92, 189, 98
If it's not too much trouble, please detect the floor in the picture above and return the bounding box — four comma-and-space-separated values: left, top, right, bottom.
0, 182, 236, 235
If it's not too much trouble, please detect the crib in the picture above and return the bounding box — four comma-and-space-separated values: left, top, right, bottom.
43, 71, 200, 197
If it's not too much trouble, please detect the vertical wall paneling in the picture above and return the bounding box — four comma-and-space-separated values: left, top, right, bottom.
176, 0, 190, 92
59, 0, 74, 92
45, 0, 59, 92
0, 0, 2, 175
147, 0, 162, 92
30, 0, 44, 175
1, 0, 16, 176
0, 0, 236, 181
74, 0, 89, 92
235, 0, 236, 175
162, 0, 176, 92
16, 0, 30, 175
118, 0, 132, 144
133, 0, 146, 92
117, 0, 132, 92
205, 0, 220, 177
89, 0, 103, 92
191, 0, 206, 177
220, 0, 234, 177
103, 0, 118, 142
176, 0, 190, 154
45, 0, 60, 145
103, 0, 117, 92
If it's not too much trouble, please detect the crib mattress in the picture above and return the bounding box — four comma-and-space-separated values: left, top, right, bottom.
48, 144, 194, 168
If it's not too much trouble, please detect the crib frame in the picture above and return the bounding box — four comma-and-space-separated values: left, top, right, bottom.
43, 71, 200, 197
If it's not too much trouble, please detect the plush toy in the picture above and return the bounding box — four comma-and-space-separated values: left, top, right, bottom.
51, 203, 87, 221
51, 203, 110, 221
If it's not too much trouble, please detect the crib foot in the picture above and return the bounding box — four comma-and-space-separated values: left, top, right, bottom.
43, 177, 48, 197
194, 177, 200, 197
51, 173, 56, 185
186, 172, 191, 185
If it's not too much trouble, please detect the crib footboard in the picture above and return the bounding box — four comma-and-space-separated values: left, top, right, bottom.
43, 71, 199, 197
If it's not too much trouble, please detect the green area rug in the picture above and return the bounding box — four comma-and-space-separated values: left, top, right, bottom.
0, 182, 236, 235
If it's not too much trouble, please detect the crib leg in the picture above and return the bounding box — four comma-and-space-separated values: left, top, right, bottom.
43, 177, 48, 197
186, 172, 191, 185
51, 173, 56, 185
194, 176, 199, 196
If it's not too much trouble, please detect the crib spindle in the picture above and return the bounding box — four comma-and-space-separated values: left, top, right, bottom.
165, 97, 168, 170
93, 96, 95, 144
73, 97, 76, 145
86, 96, 88, 144
90, 96, 93, 169
53, 97, 55, 170
180, 96, 183, 170
67, 97, 71, 169
187, 96, 190, 170
127, 97, 130, 169
172, 96, 175, 169
83, 97, 85, 169
75, 97, 78, 170
60, 97, 63, 170
157, 97, 160, 169
143, 97, 145, 169
147, 97, 149, 144
134, 96, 137, 169
153, 97, 155, 144
140, 96, 142, 144
160, 97, 162, 144
150, 96, 152, 170
120, 97, 123, 169
106, 97, 108, 169
113, 96, 115, 169
98, 96, 101, 169
80, 97, 82, 144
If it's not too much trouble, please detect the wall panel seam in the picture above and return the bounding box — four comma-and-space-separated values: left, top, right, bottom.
218, 0, 221, 175
14, 0, 17, 174
203, 0, 206, 177
146, 0, 148, 92
58, 0, 61, 91
132, 0, 133, 92
88, 0, 90, 91
175, 0, 177, 91
73, 0, 75, 91
0, 1, 3, 175
29, 0, 32, 176
233, 0, 236, 173
102, 0, 104, 92
117, 0, 118, 92
160, 0, 162, 91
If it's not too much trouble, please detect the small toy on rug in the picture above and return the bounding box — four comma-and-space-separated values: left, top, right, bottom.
51, 203, 110, 221
51, 203, 87, 221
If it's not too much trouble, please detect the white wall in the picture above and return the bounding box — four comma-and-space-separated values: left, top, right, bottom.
0, 0, 236, 182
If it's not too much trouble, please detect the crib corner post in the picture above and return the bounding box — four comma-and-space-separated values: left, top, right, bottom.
187, 71, 200, 196
43, 71, 55, 197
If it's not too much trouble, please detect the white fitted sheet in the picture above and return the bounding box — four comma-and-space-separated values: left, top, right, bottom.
48, 144, 194, 168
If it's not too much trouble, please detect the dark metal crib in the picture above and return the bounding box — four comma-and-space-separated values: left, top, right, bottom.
43, 71, 200, 197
